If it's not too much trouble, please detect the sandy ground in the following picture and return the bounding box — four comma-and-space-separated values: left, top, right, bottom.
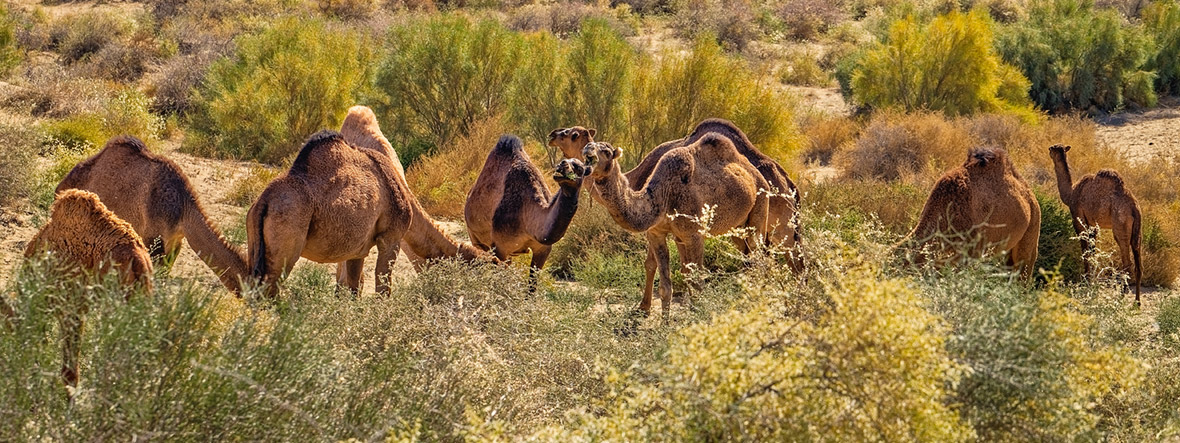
1095, 103, 1180, 164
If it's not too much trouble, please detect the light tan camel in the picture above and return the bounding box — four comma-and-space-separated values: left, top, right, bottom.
1049, 144, 1142, 303
581, 134, 770, 318
248, 130, 488, 298
551, 118, 803, 270
465, 134, 587, 286
907, 146, 1041, 277
56, 135, 248, 293
23, 189, 153, 387
341, 105, 403, 176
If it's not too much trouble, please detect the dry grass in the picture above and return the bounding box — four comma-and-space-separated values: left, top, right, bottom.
801, 115, 859, 164
225, 165, 281, 207
835, 111, 970, 183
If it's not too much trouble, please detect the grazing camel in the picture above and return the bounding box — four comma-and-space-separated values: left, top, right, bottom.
551, 119, 803, 270
906, 146, 1041, 277
341, 105, 403, 176
465, 134, 587, 285
56, 135, 248, 293
24, 189, 153, 388
581, 135, 770, 318
1049, 144, 1141, 303
248, 130, 487, 298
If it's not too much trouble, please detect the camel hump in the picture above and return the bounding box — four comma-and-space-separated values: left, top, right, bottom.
492, 134, 524, 158
1096, 169, 1126, 184
291, 130, 346, 174
105, 135, 150, 153
696, 132, 739, 158
343, 105, 378, 126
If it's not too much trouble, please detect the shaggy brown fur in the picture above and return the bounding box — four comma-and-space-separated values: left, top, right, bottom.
1050, 144, 1142, 303
551, 119, 803, 270
24, 189, 153, 387
248, 130, 486, 299
908, 147, 1041, 277
338, 106, 491, 273
465, 135, 586, 285
56, 135, 247, 293
582, 134, 770, 318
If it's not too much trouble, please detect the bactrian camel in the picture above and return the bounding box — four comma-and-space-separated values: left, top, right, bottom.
551, 119, 803, 270
248, 130, 488, 298
1049, 144, 1142, 303
465, 134, 587, 286
56, 135, 248, 293
907, 146, 1041, 277
24, 189, 153, 388
581, 135, 770, 318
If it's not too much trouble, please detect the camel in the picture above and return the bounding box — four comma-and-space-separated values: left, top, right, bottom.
248, 130, 488, 299
341, 105, 403, 176
1049, 144, 1141, 303
23, 189, 153, 388
551, 118, 803, 270
580, 134, 770, 319
464, 134, 587, 286
906, 146, 1041, 277
56, 135, 248, 293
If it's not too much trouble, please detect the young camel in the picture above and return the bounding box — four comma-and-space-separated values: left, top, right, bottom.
1049, 144, 1142, 303
906, 147, 1041, 277
550, 118, 803, 270
581, 134, 770, 319
56, 135, 248, 293
24, 189, 153, 388
465, 134, 587, 285
248, 130, 487, 298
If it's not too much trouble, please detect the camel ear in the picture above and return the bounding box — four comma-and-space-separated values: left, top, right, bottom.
588, 128, 597, 139
548, 129, 560, 140
1064, 145, 1071, 152
613, 146, 623, 159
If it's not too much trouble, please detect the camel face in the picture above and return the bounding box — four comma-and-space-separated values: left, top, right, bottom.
582, 141, 622, 179
548, 126, 596, 159
553, 158, 588, 186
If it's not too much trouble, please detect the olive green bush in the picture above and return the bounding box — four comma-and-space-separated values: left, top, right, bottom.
187, 18, 372, 163
850, 10, 1034, 116
0, 122, 39, 206
1143, 0, 1180, 96
0, 4, 19, 77
1035, 189, 1085, 282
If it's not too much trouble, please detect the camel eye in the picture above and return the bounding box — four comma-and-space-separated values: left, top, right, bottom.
571, 133, 580, 141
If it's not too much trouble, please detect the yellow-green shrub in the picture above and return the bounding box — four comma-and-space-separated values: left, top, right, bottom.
851, 10, 1034, 116
835, 110, 969, 182
0, 3, 19, 76
187, 18, 372, 163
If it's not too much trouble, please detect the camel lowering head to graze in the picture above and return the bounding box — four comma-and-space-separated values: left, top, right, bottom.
906, 146, 1041, 278
248, 130, 491, 299
465, 134, 587, 289
581, 135, 770, 320
55, 135, 248, 294
23, 189, 153, 388
1049, 144, 1142, 304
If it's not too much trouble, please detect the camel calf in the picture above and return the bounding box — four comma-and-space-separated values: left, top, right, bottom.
23, 189, 153, 387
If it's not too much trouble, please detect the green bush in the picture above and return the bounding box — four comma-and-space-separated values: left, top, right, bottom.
0, 122, 38, 206
670, 0, 761, 51
1143, 0, 1180, 96
1159, 297, 1180, 337
996, 0, 1154, 113
187, 18, 372, 163
374, 15, 522, 154
50, 11, 129, 64
0, 3, 19, 76
850, 10, 1034, 116
1035, 190, 1085, 282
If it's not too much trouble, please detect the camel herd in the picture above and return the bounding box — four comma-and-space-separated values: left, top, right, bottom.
14, 105, 1145, 389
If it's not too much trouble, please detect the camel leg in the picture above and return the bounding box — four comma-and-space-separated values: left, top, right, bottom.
1073, 217, 1094, 277
647, 232, 674, 323
640, 242, 657, 316
527, 246, 551, 293
60, 311, 83, 388
1011, 225, 1040, 280
374, 238, 401, 297
1113, 223, 1138, 304
336, 259, 365, 296
678, 234, 705, 309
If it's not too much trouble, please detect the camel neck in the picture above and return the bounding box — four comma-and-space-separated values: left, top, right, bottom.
182, 204, 247, 294
400, 201, 484, 266
591, 166, 662, 232
1051, 154, 1075, 207
533, 184, 581, 245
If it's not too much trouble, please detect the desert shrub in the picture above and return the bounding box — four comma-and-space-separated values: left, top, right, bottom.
531, 265, 971, 441
506, 2, 636, 37
850, 10, 1034, 116
508, 31, 573, 165
148, 52, 217, 115
670, 0, 760, 51
50, 11, 130, 64
777, 0, 847, 41
1143, 0, 1180, 96
187, 18, 372, 163
1140, 206, 1180, 288
1159, 297, 1180, 337
836, 111, 970, 182
800, 115, 858, 164
41, 88, 163, 151
406, 116, 512, 218
923, 268, 1143, 441
996, 0, 1154, 114
629, 37, 801, 166
0, 4, 19, 77
10, 61, 108, 118
315, 0, 378, 19
548, 203, 646, 280
0, 122, 39, 205
1034, 190, 1085, 282
777, 47, 830, 86
806, 178, 926, 234
375, 16, 521, 154
225, 165, 280, 207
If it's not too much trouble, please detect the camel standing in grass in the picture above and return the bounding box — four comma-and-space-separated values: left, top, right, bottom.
56, 135, 248, 293
551, 119, 803, 270
1049, 144, 1142, 303
581, 135, 769, 318
24, 189, 153, 388
465, 134, 587, 286
907, 147, 1041, 277
248, 130, 488, 298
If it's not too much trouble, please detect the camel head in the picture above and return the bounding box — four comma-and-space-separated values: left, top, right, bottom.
582, 141, 623, 180
1048, 144, 1071, 159
548, 126, 596, 160
553, 158, 588, 188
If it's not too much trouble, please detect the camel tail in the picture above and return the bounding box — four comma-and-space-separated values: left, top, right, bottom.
251, 202, 269, 281
1132, 207, 1142, 302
